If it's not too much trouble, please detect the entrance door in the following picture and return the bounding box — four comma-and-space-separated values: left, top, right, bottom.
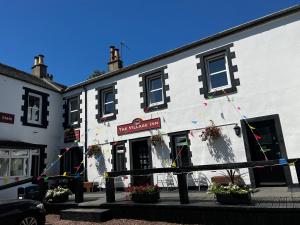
131, 139, 153, 186
60, 147, 83, 175
242, 115, 289, 186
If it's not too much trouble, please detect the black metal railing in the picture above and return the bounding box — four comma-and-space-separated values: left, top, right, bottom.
105, 158, 300, 204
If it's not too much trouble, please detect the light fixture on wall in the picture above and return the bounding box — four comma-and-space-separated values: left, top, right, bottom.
234, 124, 241, 136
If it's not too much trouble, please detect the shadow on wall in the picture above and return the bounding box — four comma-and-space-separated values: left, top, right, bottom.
95, 153, 107, 174
154, 141, 172, 168
207, 134, 235, 163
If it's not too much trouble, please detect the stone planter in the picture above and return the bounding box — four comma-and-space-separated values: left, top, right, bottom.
49, 194, 69, 203
131, 191, 160, 203
215, 192, 251, 205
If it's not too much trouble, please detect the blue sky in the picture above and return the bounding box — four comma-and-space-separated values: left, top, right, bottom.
1, 0, 299, 86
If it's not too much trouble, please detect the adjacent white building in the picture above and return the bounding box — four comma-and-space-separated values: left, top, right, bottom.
1, 5, 300, 197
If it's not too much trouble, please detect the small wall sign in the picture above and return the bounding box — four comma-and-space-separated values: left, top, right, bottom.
64, 128, 80, 143
0, 112, 14, 124
117, 118, 161, 135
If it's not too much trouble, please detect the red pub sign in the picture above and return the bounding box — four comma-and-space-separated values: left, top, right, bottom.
0, 112, 14, 124
117, 118, 161, 135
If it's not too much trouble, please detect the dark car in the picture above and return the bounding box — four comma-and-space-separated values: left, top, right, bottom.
0, 199, 46, 225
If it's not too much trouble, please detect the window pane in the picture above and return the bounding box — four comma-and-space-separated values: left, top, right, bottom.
11, 158, 26, 176
69, 98, 78, 111
208, 57, 226, 74
104, 102, 115, 114
210, 71, 228, 89
0, 150, 9, 157
12, 150, 28, 157
149, 77, 162, 90
70, 111, 79, 124
104, 91, 113, 103
28, 95, 40, 108
149, 89, 163, 104
31, 149, 40, 154
0, 159, 9, 176
175, 136, 188, 147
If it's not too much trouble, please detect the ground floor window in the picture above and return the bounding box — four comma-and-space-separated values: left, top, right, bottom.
170, 133, 192, 167
112, 143, 126, 172
0, 149, 40, 178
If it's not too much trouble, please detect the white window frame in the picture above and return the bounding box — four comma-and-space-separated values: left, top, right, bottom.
205, 53, 232, 92
0, 149, 40, 179
101, 89, 114, 117
147, 75, 164, 107
68, 97, 79, 126
27, 93, 42, 125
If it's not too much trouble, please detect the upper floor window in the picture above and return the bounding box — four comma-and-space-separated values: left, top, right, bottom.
28, 93, 42, 124
196, 43, 240, 99
63, 95, 81, 129
102, 89, 115, 116
21, 87, 49, 128
139, 66, 170, 113
68, 97, 79, 126
147, 76, 163, 106
205, 53, 231, 92
96, 83, 118, 123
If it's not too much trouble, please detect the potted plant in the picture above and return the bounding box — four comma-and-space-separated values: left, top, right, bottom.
87, 144, 101, 158
150, 134, 164, 146
44, 186, 72, 203
200, 120, 222, 141
127, 184, 160, 203
208, 170, 251, 205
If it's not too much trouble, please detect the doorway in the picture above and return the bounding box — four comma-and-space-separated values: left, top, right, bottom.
60, 147, 83, 175
130, 138, 153, 186
241, 114, 292, 187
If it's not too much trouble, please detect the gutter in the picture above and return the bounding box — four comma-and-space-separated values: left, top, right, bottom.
83, 86, 88, 182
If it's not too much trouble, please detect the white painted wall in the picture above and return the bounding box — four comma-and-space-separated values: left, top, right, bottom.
65, 11, 300, 187
0, 75, 64, 182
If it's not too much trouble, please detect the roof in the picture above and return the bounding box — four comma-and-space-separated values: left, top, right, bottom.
0, 62, 64, 93
65, 4, 300, 92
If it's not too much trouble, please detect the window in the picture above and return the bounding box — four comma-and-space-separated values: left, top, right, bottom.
196, 43, 240, 99
102, 89, 115, 115
147, 76, 163, 106
205, 54, 231, 92
21, 87, 49, 128
112, 143, 126, 172
169, 132, 191, 167
96, 83, 118, 122
27, 93, 42, 124
68, 97, 79, 126
0, 149, 40, 178
139, 66, 170, 112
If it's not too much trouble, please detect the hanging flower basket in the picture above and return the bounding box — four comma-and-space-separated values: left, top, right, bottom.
150, 134, 164, 146
201, 120, 222, 141
87, 145, 102, 158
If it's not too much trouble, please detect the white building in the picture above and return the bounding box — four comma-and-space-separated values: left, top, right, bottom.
1, 5, 300, 197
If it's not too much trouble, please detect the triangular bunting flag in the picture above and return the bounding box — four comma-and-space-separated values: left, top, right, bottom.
63, 172, 67, 176
171, 161, 177, 168
58, 155, 62, 158
254, 134, 262, 140
248, 125, 256, 130
104, 172, 108, 178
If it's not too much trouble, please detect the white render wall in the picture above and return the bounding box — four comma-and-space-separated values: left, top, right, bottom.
61, 11, 300, 187
0, 75, 64, 184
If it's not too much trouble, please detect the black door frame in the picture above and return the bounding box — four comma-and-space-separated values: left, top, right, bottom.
241, 114, 292, 188
129, 137, 153, 185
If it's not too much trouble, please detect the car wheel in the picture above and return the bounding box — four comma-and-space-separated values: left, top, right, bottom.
19, 216, 38, 225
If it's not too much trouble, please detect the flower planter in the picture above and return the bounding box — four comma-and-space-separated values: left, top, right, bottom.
131, 191, 160, 203
215, 192, 251, 205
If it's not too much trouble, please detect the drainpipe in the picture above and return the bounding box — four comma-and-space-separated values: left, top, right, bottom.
83, 86, 88, 182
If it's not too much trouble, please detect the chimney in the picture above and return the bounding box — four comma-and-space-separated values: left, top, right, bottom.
32, 54, 48, 78
107, 46, 123, 72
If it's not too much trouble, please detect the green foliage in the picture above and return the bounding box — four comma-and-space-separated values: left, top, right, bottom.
45, 186, 72, 200
208, 182, 251, 195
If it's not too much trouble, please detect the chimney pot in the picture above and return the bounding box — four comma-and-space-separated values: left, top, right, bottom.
34, 56, 39, 66
38, 54, 44, 65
